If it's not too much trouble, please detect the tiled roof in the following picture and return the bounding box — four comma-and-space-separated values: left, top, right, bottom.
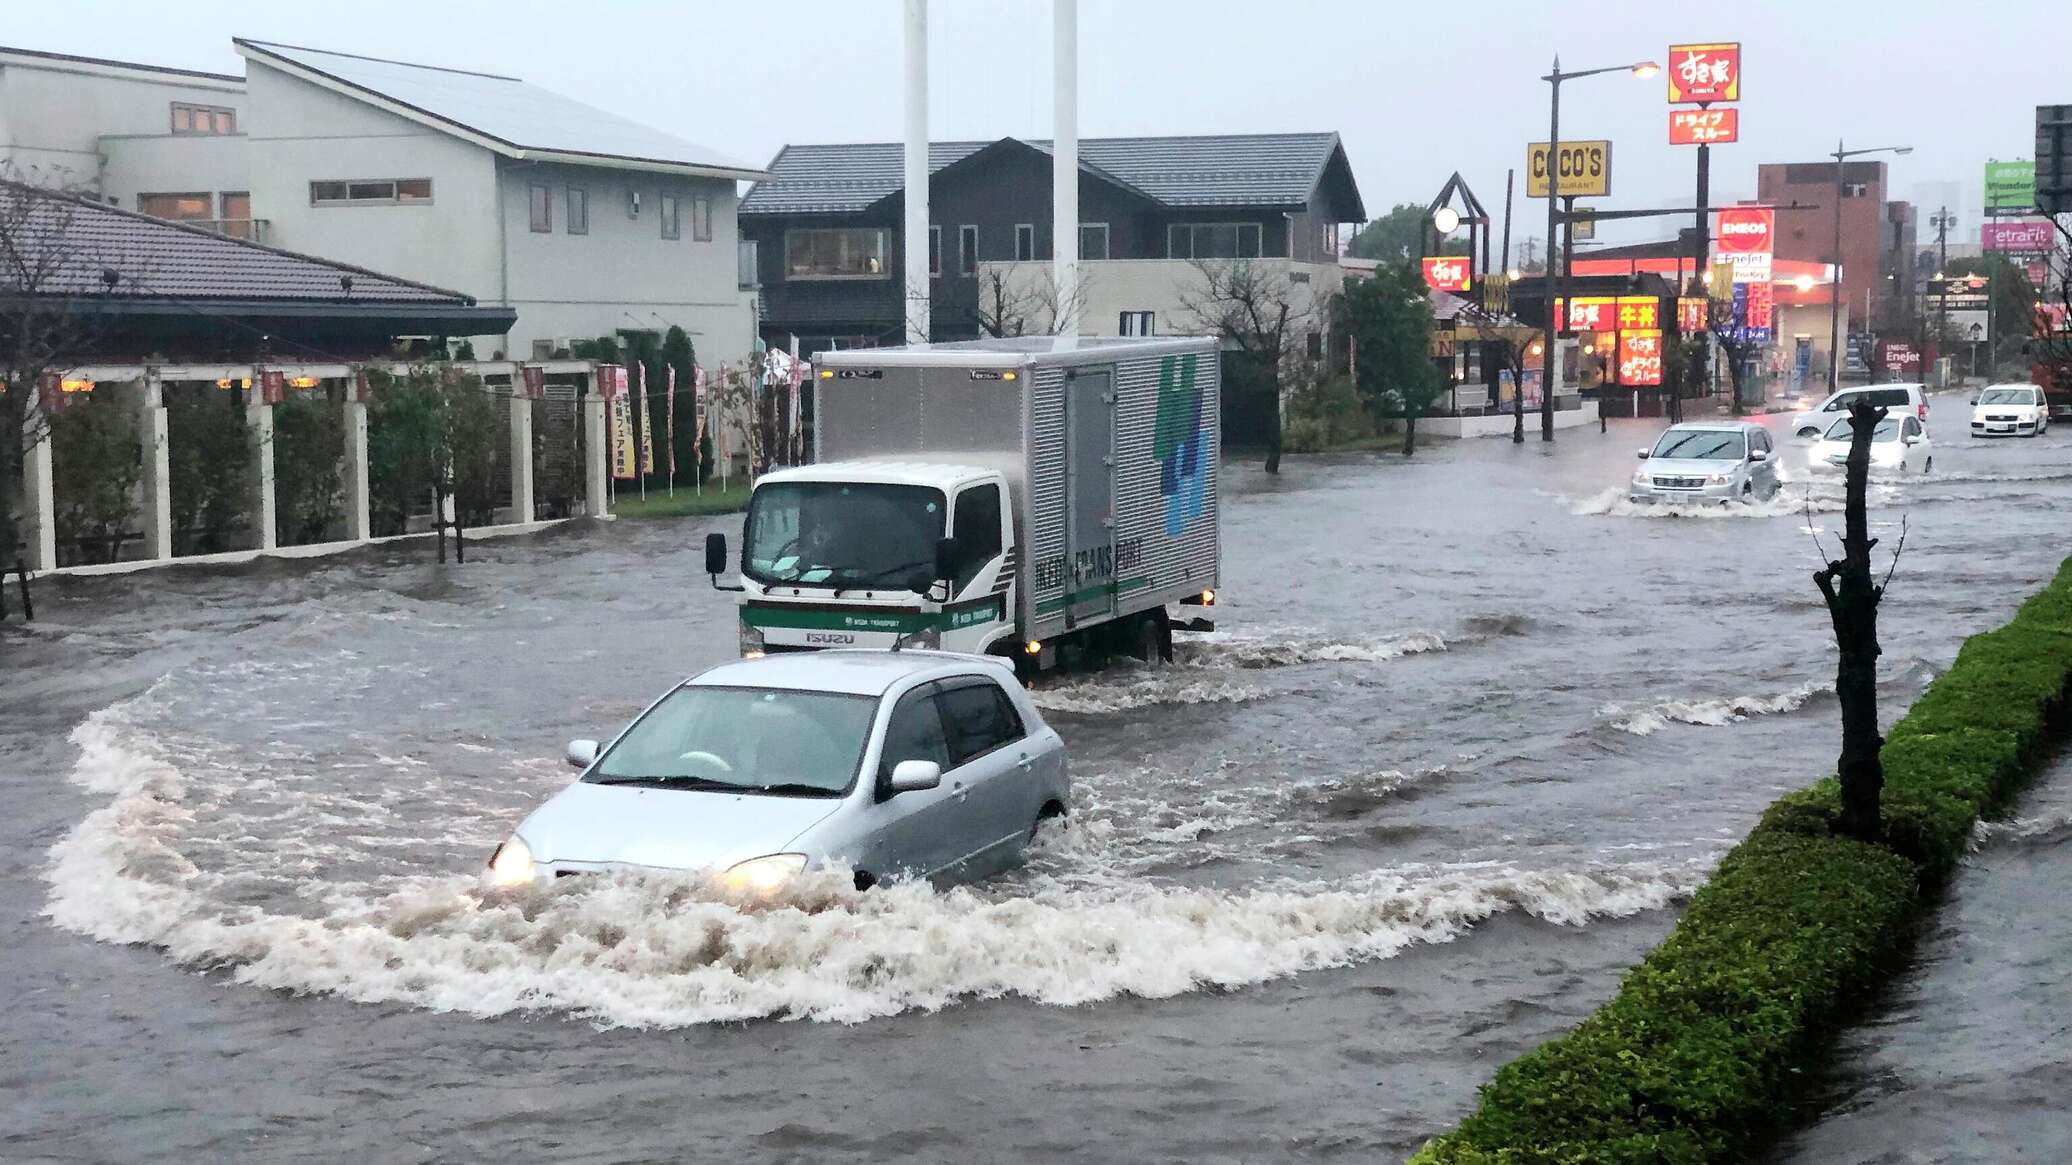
0, 181, 474, 304
742, 132, 1354, 216
234, 39, 766, 179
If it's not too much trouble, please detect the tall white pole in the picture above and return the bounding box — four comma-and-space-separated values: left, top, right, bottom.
1051, 0, 1079, 334
902, 0, 930, 345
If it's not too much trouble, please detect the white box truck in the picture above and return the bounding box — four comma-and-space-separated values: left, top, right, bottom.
704, 336, 1220, 672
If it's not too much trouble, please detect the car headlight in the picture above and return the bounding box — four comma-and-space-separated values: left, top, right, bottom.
738, 619, 766, 658
1632, 469, 1651, 486
720, 853, 807, 894
1704, 473, 1733, 485
486, 835, 535, 887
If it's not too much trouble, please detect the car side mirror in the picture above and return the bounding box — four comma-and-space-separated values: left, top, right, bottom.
566, 738, 599, 769
1636, 448, 1650, 459
1969, 397, 1978, 405
888, 759, 942, 793
1749, 448, 1769, 462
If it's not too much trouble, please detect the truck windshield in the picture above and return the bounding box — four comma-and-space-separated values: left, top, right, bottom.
744, 482, 948, 589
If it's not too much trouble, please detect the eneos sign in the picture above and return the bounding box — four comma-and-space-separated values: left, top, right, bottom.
1714, 207, 1773, 254
1422, 256, 1471, 292
1527, 140, 1612, 198
1667, 42, 1740, 103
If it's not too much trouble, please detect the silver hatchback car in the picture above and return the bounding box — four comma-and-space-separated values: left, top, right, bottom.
1629, 421, 1781, 504
486, 651, 1069, 893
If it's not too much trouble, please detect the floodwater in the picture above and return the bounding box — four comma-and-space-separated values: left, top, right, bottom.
1774, 750, 2072, 1165
6, 395, 2069, 1163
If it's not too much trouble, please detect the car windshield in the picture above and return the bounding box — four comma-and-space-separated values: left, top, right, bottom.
585, 685, 876, 795
1651, 429, 1746, 460
744, 482, 947, 589
1823, 416, 1901, 442
1978, 388, 2034, 405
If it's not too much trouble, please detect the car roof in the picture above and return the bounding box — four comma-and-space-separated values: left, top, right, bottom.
1662, 420, 1763, 432
756, 460, 997, 490
1981, 382, 2042, 391
1834, 383, 1923, 393
688, 649, 1012, 696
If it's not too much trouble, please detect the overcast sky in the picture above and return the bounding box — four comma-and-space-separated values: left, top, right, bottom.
11, 0, 2061, 254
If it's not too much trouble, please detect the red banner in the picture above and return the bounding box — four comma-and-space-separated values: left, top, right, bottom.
665, 364, 677, 477
1677, 297, 1709, 334
1669, 108, 1738, 145
521, 365, 545, 400
1619, 330, 1665, 385
1422, 256, 1471, 292
1667, 42, 1740, 103
1745, 280, 1774, 330
259, 369, 287, 405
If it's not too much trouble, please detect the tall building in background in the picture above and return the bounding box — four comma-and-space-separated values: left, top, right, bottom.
1757, 160, 1916, 336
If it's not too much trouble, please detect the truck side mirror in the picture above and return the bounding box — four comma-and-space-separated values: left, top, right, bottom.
705, 532, 728, 577
934, 536, 960, 585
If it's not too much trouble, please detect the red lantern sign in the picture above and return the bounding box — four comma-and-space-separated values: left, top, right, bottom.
1667, 42, 1740, 103
1619, 330, 1665, 386
1677, 297, 1709, 333
259, 369, 287, 405
1669, 108, 1738, 145
521, 365, 546, 400
1422, 256, 1471, 293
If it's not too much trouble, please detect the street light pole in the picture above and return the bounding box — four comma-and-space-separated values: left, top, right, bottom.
1536, 56, 1658, 441
1826, 139, 1912, 392
1540, 55, 1561, 442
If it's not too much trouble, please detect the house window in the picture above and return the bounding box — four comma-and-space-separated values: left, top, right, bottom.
1843, 182, 1869, 198
138, 192, 212, 221
785, 228, 890, 279
171, 103, 236, 135
1079, 223, 1110, 261
929, 225, 942, 277
529, 184, 552, 232
692, 195, 713, 241
311, 179, 433, 206
1169, 222, 1263, 259
220, 192, 251, 238
959, 224, 978, 275
661, 193, 681, 240
1015, 224, 1036, 262
567, 187, 589, 234
1119, 310, 1156, 336
1321, 221, 1339, 256
627, 188, 642, 218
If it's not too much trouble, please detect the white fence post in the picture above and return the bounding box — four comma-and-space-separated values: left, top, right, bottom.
21, 404, 57, 572
583, 371, 609, 518
139, 370, 173, 560
246, 374, 277, 550
343, 378, 370, 542
509, 390, 534, 524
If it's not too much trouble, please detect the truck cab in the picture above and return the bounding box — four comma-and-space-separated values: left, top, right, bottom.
724, 459, 1017, 658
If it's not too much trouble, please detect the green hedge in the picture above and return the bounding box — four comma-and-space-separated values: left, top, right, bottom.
1412, 555, 2072, 1164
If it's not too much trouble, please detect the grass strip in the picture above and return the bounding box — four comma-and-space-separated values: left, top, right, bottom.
1411, 555, 2072, 1164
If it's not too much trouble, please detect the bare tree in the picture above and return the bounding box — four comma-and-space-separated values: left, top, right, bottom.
1177, 259, 1319, 474
1812, 397, 1906, 841
958, 263, 1089, 340
2028, 212, 2072, 401
0, 173, 116, 617
1707, 291, 1763, 417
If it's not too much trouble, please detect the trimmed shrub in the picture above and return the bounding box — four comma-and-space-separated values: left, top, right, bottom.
272, 391, 345, 546
49, 389, 142, 565
1413, 555, 2072, 1164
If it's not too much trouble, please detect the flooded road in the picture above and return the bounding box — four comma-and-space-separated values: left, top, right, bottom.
7, 396, 2069, 1162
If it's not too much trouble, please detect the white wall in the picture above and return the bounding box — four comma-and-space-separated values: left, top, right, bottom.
0, 54, 245, 189
100, 133, 249, 215
246, 60, 502, 309
981, 257, 1344, 339
496, 159, 754, 361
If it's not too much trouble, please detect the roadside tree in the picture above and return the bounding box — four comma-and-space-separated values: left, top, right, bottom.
1341, 261, 1446, 455
1178, 259, 1323, 474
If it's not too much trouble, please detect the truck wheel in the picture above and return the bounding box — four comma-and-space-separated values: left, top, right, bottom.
1126, 611, 1170, 664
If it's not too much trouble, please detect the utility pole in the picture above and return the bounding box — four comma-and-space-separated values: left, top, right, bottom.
1931, 205, 1954, 380
1540, 54, 1561, 443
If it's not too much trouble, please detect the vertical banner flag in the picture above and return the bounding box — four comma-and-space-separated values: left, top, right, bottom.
713, 364, 730, 467
665, 364, 677, 477
260, 369, 287, 405
521, 365, 545, 400
602, 364, 635, 481
637, 362, 655, 475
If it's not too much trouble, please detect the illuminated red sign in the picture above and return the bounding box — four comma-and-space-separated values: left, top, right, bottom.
521, 365, 546, 400
1669, 108, 1738, 145
1619, 330, 1665, 385
1667, 42, 1741, 103
1678, 297, 1709, 333
1744, 281, 1774, 329
1422, 256, 1471, 292
1715, 207, 1774, 255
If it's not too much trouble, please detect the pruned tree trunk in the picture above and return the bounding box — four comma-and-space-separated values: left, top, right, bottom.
1813, 399, 1890, 841
1402, 413, 1418, 456
1263, 377, 1283, 475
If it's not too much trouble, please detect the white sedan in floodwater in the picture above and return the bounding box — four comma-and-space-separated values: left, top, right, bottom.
486, 650, 1070, 894
1807, 412, 1932, 474
1969, 384, 2050, 438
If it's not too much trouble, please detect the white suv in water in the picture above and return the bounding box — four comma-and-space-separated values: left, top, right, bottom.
1969, 384, 2050, 438
1788, 384, 1929, 439
1629, 421, 1780, 505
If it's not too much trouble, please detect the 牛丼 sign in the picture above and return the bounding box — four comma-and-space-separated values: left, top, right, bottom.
1667, 42, 1740, 103
1422, 256, 1471, 292
1527, 140, 1612, 198
1669, 108, 1738, 145
1984, 161, 2036, 213
1556, 295, 1658, 334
